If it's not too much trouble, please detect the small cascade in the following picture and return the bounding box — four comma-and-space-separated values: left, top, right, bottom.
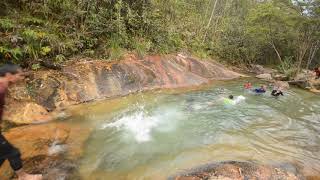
48, 130, 67, 156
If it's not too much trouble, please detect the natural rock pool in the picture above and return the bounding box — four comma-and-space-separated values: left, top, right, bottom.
67, 79, 320, 179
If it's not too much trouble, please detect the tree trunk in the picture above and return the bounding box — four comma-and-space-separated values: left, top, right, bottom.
306, 40, 320, 69
212, 0, 228, 38
296, 32, 312, 74
202, 0, 219, 43
270, 41, 283, 64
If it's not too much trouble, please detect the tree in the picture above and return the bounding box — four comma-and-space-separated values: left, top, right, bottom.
246, 2, 298, 67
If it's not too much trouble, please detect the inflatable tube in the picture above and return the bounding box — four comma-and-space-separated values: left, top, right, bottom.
223, 98, 234, 105
223, 95, 245, 106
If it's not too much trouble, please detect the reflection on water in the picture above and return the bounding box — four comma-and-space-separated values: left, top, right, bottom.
75, 79, 320, 179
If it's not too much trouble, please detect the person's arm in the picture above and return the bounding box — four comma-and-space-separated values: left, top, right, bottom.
0, 86, 6, 131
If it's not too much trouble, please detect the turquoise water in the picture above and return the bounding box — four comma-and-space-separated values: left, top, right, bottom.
75, 79, 320, 179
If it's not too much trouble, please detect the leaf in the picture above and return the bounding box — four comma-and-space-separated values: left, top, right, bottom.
40, 46, 51, 56
31, 63, 41, 70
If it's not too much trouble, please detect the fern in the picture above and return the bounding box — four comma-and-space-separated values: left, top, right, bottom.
55, 54, 66, 63
22, 17, 45, 26
10, 47, 23, 60
0, 18, 14, 31
40, 46, 51, 56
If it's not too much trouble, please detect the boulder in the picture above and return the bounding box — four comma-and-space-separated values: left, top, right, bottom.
22, 155, 80, 180
273, 74, 290, 81
3, 101, 50, 125
250, 64, 277, 75
294, 70, 314, 81
274, 81, 290, 90
250, 64, 265, 74
171, 161, 302, 180
0, 122, 91, 180
288, 80, 312, 89
309, 79, 320, 90
256, 73, 273, 81
289, 70, 320, 92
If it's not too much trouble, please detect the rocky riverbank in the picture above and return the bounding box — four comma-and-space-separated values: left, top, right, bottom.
1, 55, 317, 180
3, 54, 243, 125
0, 54, 244, 179
250, 64, 320, 93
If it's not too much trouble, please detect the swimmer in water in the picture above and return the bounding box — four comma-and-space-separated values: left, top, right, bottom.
253, 85, 266, 94
271, 87, 284, 97
219, 95, 246, 106
223, 95, 234, 105
244, 81, 252, 90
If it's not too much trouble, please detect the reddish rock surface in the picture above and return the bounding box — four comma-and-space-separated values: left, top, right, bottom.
3, 54, 243, 125
0, 123, 91, 180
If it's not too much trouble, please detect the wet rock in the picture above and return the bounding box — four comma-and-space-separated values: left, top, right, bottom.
250, 64, 266, 74
5, 54, 243, 124
0, 123, 91, 180
171, 161, 303, 180
295, 70, 314, 81
310, 88, 320, 93
274, 81, 290, 90
3, 101, 50, 125
256, 73, 273, 81
4, 123, 69, 157
288, 70, 320, 93
250, 64, 276, 75
0, 124, 68, 179
273, 74, 290, 81
26, 71, 62, 111
288, 80, 312, 89
309, 79, 320, 91
23, 155, 80, 180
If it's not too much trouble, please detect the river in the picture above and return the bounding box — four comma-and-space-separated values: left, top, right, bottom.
67, 79, 320, 179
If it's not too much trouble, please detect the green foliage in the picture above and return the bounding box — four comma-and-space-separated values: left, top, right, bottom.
9, 47, 23, 60
106, 37, 126, 60
0, 46, 23, 62
22, 17, 45, 26
278, 56, 297, 77
132, 38, 151, 58
55, 54, 66, 63
31, 63, 41, 70
0, 18, 15, 31
40, 46, 51, 56
0, 0, 318, 72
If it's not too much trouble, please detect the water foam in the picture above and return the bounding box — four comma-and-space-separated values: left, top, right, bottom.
101, 105, 181, 143
234, 95, 246, 104
102, 111, 159, 142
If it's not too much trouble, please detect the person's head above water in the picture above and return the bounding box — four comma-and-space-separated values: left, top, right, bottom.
260, 85, 267, 89
228, 95, 234, 99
